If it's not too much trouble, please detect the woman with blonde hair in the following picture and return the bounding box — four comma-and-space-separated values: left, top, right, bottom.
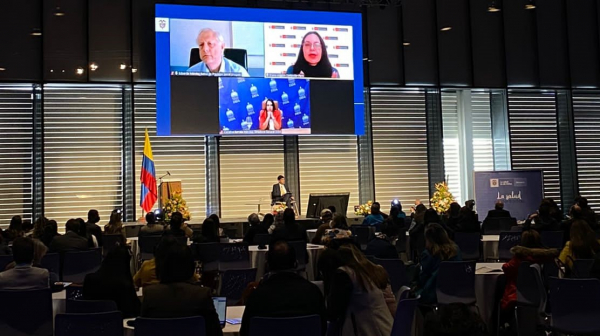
104, 211, 126, 242
324, 243, 395, 336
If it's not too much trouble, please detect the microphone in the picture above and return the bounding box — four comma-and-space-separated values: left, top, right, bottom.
167, 171, 171, 176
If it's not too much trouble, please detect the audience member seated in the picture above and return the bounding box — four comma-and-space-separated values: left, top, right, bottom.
389, 204, 407, 229
40, 220, 60, 248
0, 237, 49, 290
444, 202, 461, 232
272, 208, 307, 242
328, 205, 337, 216
409, 204, 428, 261
487, 200, 511, 218
50, 219, 89, 253
559, 219, 600, 273
240, 240, 327, 336
416, 223, 462, 304
262, 213, 275, 233
456, 206, 480, 234
500, 229, 558, 323
209, 213, 224, 237
362, 202, 385, 226
86, 209, 104, 247
524, 201, 560, 232
83, 246, 140, 318
77, 217, 97, 248
32, 216, 48, 240
0, 235, 10, 256
139, 212, 164, 237
311, 209, 334, 245
365, 218, 400, 259
321, 215, 352, 245
192, 218, 220, 243
576, 196, 600, 232
104, 210, 127, 242
244, 213, 268, 244
5, 238, 59, 283
323, 244, 395, 336
424, 303, 489, 336
3, 215, 24, 242
164, 212, 189, 239
22, 219, 33, 236
543, 198, 564, 223
140, 240, 222, 336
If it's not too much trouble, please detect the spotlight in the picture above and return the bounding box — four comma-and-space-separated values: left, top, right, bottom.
440, 26, 452, 32
120, 63, 127, 70
30, 29, 42, 36
112, 208, 122, 216
54, 6, 65, 16
391, 199, 401, 207
525, 0, 536, 9
131, 68, 138, 73
76, 67, 84, 75
488, 1, 501, 12
0, 67, 5, 71
403, 42, 411, 46
154, 208, 164, 221
89, 63, 98, 71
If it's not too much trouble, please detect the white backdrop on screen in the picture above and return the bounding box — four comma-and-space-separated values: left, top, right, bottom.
263, 23, 354, 79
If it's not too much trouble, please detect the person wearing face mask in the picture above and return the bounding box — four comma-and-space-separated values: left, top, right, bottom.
259, 99, 282, 131
286, 31, 339, 78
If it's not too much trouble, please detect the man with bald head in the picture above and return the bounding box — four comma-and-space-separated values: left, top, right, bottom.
486, 200, 512, 218
187, 28, 250, 77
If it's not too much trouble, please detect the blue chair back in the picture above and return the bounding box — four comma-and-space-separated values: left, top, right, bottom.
219, 243, 250, 270
66, 285, 84, 300
249, 315, 321, 336
453, 232, 480, 261
541, 231, 564, 249
498, 231, 521, 261
62, 248, 102, 283
572, 258, 595, 278
436, 261, 476, 305
192, 242, 220, 271
373, 257, 407, 294
253, 234, 270, 246
288, 240, 308, 267
102, 234, 125, 257
66, 299, 118, 313
125, 225, 141, 238
516, 262, 539, 307
0, 288, 53, 336
41, 252, 60, 275
549, 277, 600, 334
395, 228, 407, 253
350, 225, 374, 250
482, 217, 516, 235
135, 316, 206, 336
138, 235, 163, 261
390, 297, 419, 336
55, 311, 123, 336
219, 268, 258, 306
0, 255, 13, 271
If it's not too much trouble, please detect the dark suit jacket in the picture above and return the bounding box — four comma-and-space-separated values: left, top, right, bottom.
241, 271, 327, 336
141, 282, 223, 336
83, 271, 141, 318
487, 209, 512, 219
49, 231, 89, 253
272, 183, 291, 201
86, 222, 104, 247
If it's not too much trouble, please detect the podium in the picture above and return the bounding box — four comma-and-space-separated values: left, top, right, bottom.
159, 180, 182, 209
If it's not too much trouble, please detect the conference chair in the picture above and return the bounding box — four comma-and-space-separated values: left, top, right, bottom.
0, 288, 53, 336
390, 297, 419, 336
189, 48, 249, 70
249, 315, 321, 336
66, 299, 118, 314
572, 258, 595, 278
61, 248, 102, 283
125, 225, 141, 238
395, 228, 408, 256
350, 225, 375, 251
192, 242, 220, 271
219, 243, 251, 270
540, 231, 564, 249
514, 263, 548, 336
219, 268, 258, 306
497, 231, 522, 261
252, 233, 270, 246
0, 255, 13, 271
482, 217, 516, 235
138, 235, 163, 264
40, 252, 60, 275
373, 257, 408, 296
55, 311, 123, 336
549, 277, 600, 334
436, 261, 477, 306
287, 240, 309, 274
102, 234, 125, 257
453, 232, 481, 261
135, 316, 206, 336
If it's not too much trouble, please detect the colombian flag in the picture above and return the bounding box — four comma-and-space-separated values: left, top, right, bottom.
140, 129, 157, 213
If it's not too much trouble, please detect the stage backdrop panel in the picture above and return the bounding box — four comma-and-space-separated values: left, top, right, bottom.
474, 170, 544, 221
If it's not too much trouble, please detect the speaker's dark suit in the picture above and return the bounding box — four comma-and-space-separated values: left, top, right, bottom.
272, 183, 292, 206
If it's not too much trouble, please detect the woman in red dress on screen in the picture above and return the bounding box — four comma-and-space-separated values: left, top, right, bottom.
259, 99, 282, 130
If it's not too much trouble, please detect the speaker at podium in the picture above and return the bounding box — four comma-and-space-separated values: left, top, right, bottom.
159, 179, 182, 209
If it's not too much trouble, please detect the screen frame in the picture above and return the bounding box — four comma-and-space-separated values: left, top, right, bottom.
155, 3, 364, 136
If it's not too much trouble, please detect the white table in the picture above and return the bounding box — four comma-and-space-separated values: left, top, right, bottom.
249, 244, 325, 281
52, 288, 143, 317
123, 306, 245, 336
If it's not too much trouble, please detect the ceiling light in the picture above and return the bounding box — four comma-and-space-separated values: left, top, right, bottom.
76, 67, 84, 75
440, 26, 452, 32
525, 0, 536, 9
0, 68, 5, 71
488, 1, 501, 12
54, 6, 65, 16
89, 63, 98, 71
120, 63, 127, 70
403, 42, 411, 46
30, 29, 42, 36
131, 68, 138, 73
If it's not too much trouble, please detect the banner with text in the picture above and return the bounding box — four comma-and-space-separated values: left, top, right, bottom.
474, 170, 544, 221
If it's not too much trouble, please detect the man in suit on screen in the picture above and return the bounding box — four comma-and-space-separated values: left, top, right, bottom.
272, 175, 293, 208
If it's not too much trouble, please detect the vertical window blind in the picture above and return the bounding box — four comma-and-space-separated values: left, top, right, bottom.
298, 136, 359, 215
441, 91, 462, 204
0, 85, 34, 224
507, 91, 562, 206
133, 87, 206, 220
572, 91, 600, 209
219, 137, 285, 219
371, 88, 430, 213
43, 86, 123, 225
471, 91, 494, 172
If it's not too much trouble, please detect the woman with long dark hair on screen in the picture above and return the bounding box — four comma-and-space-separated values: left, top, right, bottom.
287, 31, 339, 78
259, 99, 282, 131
